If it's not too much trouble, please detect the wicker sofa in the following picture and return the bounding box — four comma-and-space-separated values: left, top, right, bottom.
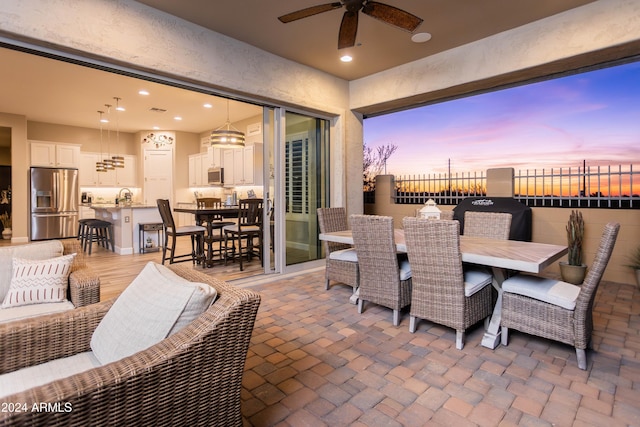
0, 239, 100, 324
0, 264, 261, 427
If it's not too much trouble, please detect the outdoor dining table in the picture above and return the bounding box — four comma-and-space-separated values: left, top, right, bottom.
174, 205, 239, 267
319, 229, 567, 349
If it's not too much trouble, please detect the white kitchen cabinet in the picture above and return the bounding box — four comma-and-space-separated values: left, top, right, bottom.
188, 153, 207, 187
223, 144, 263, 186
30, 141, 80, 168
242, 144, 263, 185
79, 152, 136, 187
207, 146, 222, 168
114, 155, 137, 186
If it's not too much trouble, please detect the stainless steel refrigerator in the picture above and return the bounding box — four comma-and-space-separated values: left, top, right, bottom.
30, 167, 79, 240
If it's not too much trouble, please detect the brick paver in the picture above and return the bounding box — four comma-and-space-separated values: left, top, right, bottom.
240, 270, 640, 426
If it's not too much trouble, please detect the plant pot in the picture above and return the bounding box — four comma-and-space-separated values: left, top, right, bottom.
1, 228, 11, 240
559, 262, 587, 285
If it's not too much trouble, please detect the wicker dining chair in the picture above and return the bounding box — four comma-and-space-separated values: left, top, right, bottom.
317, 207, 359, 292
463, 211, 512, 240
403, 217, 494, 349
156, 199, 206, 265
501, 222, 619, 370
351, 215, 412, 326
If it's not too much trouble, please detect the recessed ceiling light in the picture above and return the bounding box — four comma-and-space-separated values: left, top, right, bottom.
411, 32, 432, 43
174, 116, 183, 121
203, 103, 213, 109
153, 126, 160, 130
138, 90, 150, 96
340, 55, 353, 63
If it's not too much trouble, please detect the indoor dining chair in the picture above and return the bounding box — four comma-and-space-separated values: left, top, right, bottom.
196, 197, 234, 262
403, 217, 494, 349
156, 199, 206, 265
316, 207, 359, 292
223, 198, 263, 271
500, 222, 619, 370
351, 214, 412, 326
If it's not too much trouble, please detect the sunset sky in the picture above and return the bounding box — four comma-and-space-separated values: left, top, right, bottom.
364, 61, 640, 177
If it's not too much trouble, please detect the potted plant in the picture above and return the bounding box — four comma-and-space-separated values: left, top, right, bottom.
559, 210, 587, 284
625, 245, 640, 289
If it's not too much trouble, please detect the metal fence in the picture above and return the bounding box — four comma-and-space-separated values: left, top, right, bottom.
391, 164, 639, 208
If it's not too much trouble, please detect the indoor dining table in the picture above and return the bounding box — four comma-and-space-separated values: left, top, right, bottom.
319, 229, 567, 349
174, 205, 239, 267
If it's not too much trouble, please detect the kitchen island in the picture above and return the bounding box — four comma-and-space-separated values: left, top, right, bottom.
87, 204, 162, 255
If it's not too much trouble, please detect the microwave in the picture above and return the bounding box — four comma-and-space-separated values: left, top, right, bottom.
207, 167, 224, 185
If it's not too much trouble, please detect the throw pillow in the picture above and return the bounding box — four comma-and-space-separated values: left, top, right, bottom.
90, 262, 215, 365
153, 263, 217, 335
0, 240, 65, 303
1, 253, 75, 308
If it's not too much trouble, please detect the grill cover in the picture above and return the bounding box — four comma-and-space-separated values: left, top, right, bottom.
452, 197, 532, 241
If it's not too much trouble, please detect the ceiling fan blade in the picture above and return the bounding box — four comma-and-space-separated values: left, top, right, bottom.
338, 10, 359, 49
362, 1, 423, 32
278, 2, 343, 23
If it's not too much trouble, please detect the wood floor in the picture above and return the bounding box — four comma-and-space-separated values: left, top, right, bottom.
89, 240, 269, 300
0, 237, 266, 301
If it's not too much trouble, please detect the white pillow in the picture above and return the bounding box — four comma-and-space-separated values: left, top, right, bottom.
91, 262, 216, 365
154, 263, 217, 335
1, 254, 75, 308
0, 240, 64, 302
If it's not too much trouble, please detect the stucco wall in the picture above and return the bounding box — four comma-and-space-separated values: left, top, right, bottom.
1, 0, 639, 243
350, 0, 640, 113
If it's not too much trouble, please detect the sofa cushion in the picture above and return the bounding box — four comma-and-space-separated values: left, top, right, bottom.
0, 301, 75, 324
91, 262, 215, 365
0, 240, 64, 301
1, 254, 76, 308
0, 351, 101, 399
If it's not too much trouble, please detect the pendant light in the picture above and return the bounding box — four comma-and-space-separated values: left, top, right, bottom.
96, 111, 107, 172
210, 99, 245, 148
111, 97, 125, 168
102, 104, 114, 170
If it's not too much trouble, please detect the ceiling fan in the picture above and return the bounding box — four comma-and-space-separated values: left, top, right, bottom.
278, 0, 423, 49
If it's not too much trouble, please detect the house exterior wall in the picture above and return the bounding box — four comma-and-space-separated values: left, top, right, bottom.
350, 0, 640, 114
0, 0, 638, 244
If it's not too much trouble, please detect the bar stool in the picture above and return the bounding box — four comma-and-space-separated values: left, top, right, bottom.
77, 218, 94, 249
83, 219, 115, 254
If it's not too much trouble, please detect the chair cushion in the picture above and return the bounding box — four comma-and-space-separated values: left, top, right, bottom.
1, 254, 75, 308
463, 269, 493, 297
0, 351, 101, 399
0, 240, 64, 301
398, 258, 412, 281
91, 262, 216, 365
329, 248, 358, 263
223, 224, 260, 233
502, 274, 580, 310
174, 225, 206, 233
0, 301, 75, 324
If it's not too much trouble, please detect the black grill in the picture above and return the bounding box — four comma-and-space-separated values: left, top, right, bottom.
452, 197, 532, 241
